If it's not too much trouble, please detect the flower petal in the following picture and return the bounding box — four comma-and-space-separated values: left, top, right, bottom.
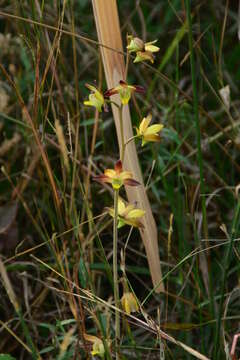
124, 218, 144, 228
134, 85, 145, 94
114, 159, 123, 173
145, 45, 160, 53
119, 87, 132, 105
104, 169, 116, 178
87, 94, 103, 112
104, 88, 118, 98
91, 340, 105, 358
124, 178, 140, 187
119, 80, 128, 87
118, 198, 126, 215
145, 41, 160, 53
127, 209, 145, 219
85, 83, 98, 92
84, 84, 104, 112
134, 51, 154, 63
143, 134, 161, 142
145, 40, 158, 45
84, 333, 99, 343
121, 292, 139, 314
93, 174, 112, 184
139, 114, 152, 134
127, 37, 144, 53
145, 124, 164, 135
119, 80, 135, 91
117, 219, 126, 228
123, 203, 135, 216
119, 171, 133, 181
83, 100, 93, 107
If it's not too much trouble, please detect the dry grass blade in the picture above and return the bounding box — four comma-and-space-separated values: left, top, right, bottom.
0, 257, 20, 312
0, 63, 61, 211
92, 0, 164, 292
0, 320, 32, 354
0, 132, 21, 157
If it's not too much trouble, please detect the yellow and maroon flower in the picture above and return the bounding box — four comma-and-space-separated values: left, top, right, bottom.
83, 83, 105, 112
121, 292, 139, 315
136, 114, 164, 146
93, 160, 140, 190
104, 80, 144, 105
107, 198, 145, 228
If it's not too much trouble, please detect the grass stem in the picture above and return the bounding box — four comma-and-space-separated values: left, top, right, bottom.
185, 0, 215, 323
113, 189, 120, 358
119, 104, 125, 162
185, 0, 208, 242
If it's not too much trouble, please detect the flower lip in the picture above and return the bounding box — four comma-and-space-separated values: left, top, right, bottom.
134, 51, 155, 64
84, 83, 105, 112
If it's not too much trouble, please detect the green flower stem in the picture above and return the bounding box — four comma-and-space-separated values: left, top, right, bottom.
121, 135, 140, 163
112, 99, 136, 164
113, 189, 120, 358
124, 135, 139, 147
124, 51, 130, 81
118, 104, 125, 162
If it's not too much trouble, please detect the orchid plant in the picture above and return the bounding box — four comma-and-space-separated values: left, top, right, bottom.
83, 35, 162, 359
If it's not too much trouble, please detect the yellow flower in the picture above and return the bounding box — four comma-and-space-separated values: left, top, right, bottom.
104, 80, 144, 105
83, 333, 105, 358
121, 292, 139, 315
136, 114, 164, 146
107, 198, 145, 228
93, 160, 140, 190
127, 36, 160, 63
84, 83, 105, 112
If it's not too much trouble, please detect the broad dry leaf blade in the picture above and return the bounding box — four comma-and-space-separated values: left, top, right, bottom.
92, 0, 164, 292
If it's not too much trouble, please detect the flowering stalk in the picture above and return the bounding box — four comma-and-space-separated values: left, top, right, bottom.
107, 86, 135, 355
113, 189, 120, 358
124, 50, 129, 81
118, 104, 125, 162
